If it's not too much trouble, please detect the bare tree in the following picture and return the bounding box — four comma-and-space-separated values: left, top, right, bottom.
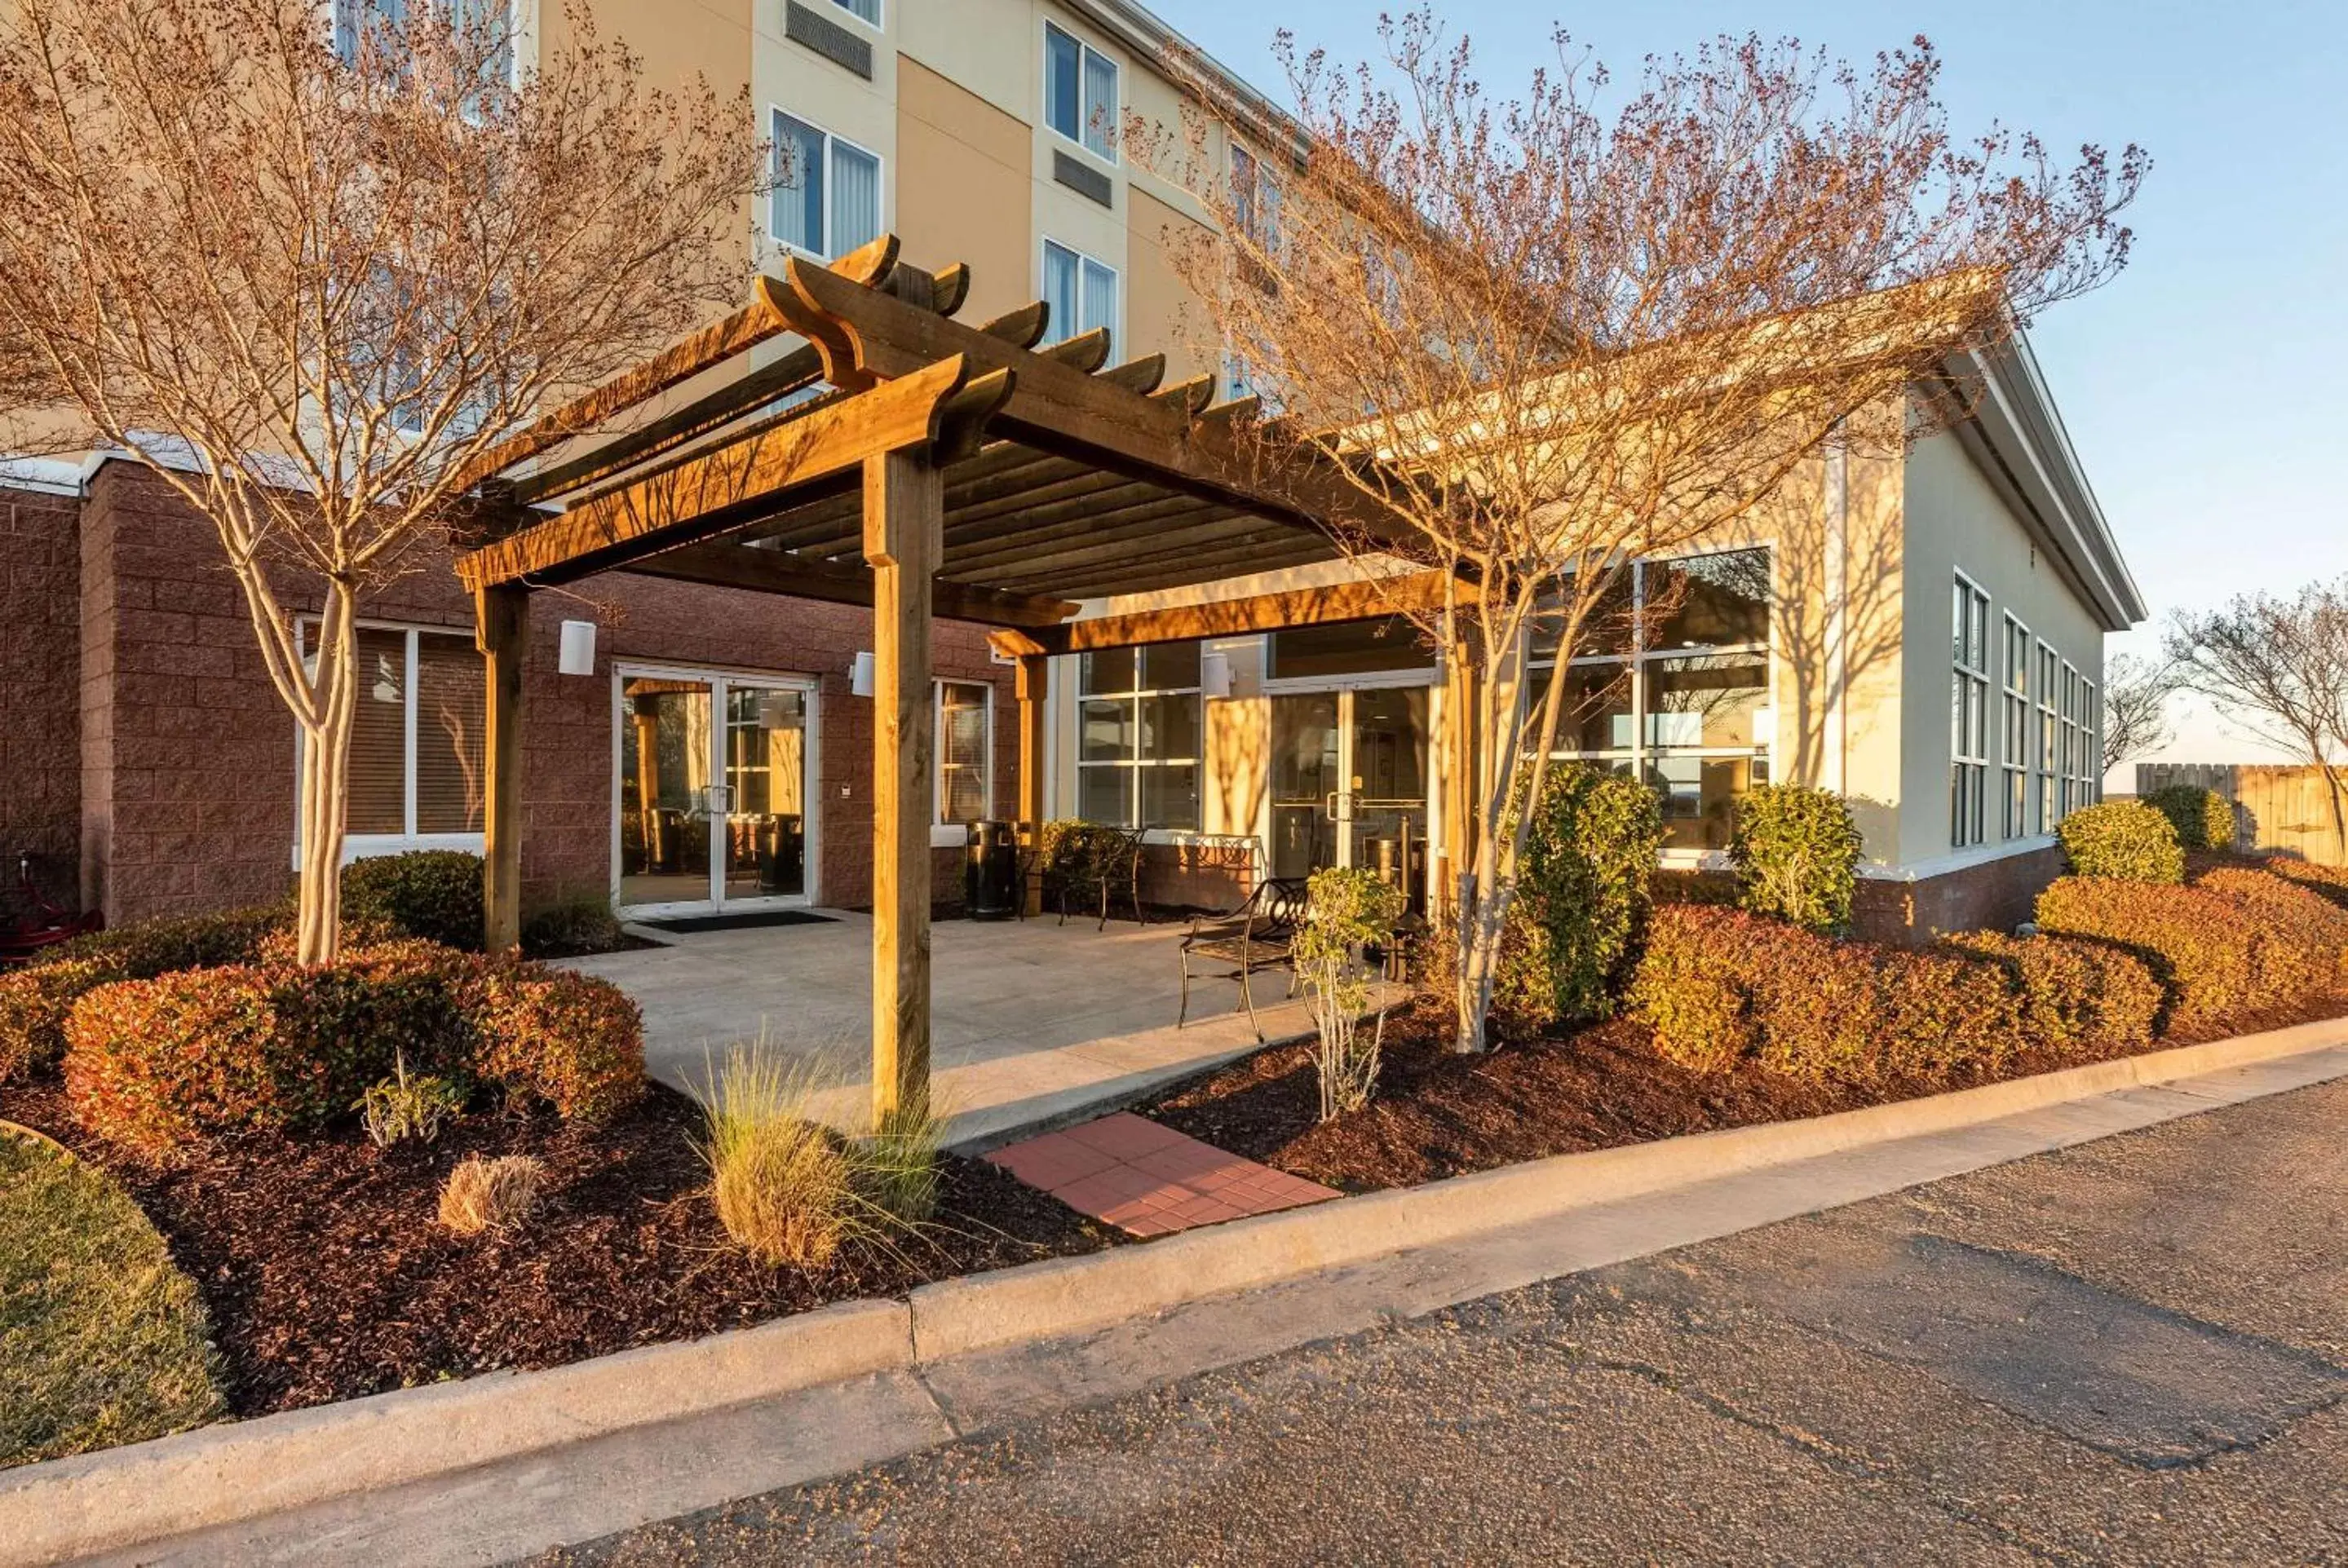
2165, 582, 2348, 859
1149, 15, 2144, 1051
2099, 651, 2178, 775
0, 0, 762, 961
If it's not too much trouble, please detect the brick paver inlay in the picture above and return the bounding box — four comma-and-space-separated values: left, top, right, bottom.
984, 1113, 1339, 1238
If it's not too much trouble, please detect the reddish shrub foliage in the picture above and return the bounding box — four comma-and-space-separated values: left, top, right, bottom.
2191, 867, 2348, 992
467, 967, 646, 1122
2266, 858, 2348, 911
2032, 875, 2338, 1030
1939, 930, 2163, 1057
64, 967, 288, 1153
0, 956, 119, 1084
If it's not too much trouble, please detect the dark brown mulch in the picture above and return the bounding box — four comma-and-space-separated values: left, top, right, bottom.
1147, 992, 2348, 1195
0, 1082, 1114, 1420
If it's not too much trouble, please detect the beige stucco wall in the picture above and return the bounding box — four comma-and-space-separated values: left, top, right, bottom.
895, 59, 1034, 323
1895, 423, 2107, 868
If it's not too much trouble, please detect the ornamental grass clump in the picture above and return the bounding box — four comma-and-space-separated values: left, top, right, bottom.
2055, 800, 2184, 883
1728, 784, 1864, 934
1516, 762, 1665, 1022
437, 1155, 548, 1236
1295, 868, 1407, 1120
2146, 784, 2235, 853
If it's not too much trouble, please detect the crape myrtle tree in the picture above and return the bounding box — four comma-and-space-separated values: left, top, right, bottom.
2099, 651, 2180, 775
2166, 581, 2348, 859
0, 0, 763, 962
1148, 13, 2145, 1053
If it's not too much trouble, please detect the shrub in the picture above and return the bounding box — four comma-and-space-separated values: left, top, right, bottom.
2034, 877, 2273, 1028
1940, 930, 2163, 1057
2056, 801, 2184, 884
1296, 867, 1406, 1120
521, 896, 627, 959
438, 1155, 547, 1235
1414, 903, 1557, 1042
0, 957, 122, 1084
2147, 784, 2235, 852
1729, 784, 1864, 934
2267, 857, 2348, 911
2192, 867, 2348, 992
466, 966, 644, 1121
47, 904, 285, 976
1516, 762, 1665, 1022
356, 1053, 468, 1147
1629, 905, 2022, 1087
343, 851, 485, 952
63, 967, 287, 1154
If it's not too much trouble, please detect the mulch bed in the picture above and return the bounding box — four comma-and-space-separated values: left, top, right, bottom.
1147, 992, 2348, 1194
1, 1082, 1115, 1420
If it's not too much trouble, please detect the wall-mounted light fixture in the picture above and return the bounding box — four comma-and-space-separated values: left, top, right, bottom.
557, 620, 597, 677
850, 650, 876, 698
1200, 648, 1234, 699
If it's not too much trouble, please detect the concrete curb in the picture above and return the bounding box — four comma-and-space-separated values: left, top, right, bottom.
8, 1014, 2347, 1566
0, 1299, 912, 1568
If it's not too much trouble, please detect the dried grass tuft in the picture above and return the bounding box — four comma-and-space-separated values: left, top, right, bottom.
437, 1153, 547, 1235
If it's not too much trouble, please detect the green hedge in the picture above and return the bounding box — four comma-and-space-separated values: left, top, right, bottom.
1516, 762, 1664, 1023
2146, 784, 2235, 852
2055, 800, 2184, 883
342, 850, 485, 952
1728, 784, 1863, 934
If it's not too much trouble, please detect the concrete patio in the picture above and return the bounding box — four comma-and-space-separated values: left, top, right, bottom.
564, 912, 1344, 1149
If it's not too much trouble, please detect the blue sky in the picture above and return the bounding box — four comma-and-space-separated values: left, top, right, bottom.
1171, 1, 2348, 775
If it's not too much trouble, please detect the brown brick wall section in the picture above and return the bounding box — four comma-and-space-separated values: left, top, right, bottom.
1852, 846, 2065, 946
0, 485, 83, 910
71, 465, 1020, 924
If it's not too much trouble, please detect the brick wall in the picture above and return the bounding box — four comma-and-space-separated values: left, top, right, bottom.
0, 485, 82, 910
69, 463, 1021, 924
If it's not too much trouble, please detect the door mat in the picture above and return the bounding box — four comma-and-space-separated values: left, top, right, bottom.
635, 910, 838, 934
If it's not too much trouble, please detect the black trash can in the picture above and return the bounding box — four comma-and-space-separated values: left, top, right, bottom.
965, 819, 1019, 921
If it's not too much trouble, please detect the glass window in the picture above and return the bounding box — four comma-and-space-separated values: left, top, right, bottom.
1950, 576, 1990, 849
1647, 549, 1771, 651
1044, 22, 1118, 161
938, 682, 990, 825
1647, 755, 1769, 852
1647, 654, 1768, 750
1269, 616, 1435, 680
304, 624, 486, 846
831, 0, 878, 23
771, 111, 881, 261
2000, 615, 2032, 839
1043, 240, 1117, 361
1076, 642, 1201, 829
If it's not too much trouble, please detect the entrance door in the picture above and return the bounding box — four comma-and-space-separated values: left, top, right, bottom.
1268, 686, 1431, 908
618, 670, 815, 915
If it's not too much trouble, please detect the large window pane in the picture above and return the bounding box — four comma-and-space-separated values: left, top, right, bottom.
1269, 616, 1433, 679
1646, 654, 1767, 749
1140, 640, 1199, 691
1081, 645, 1134, 695
1140, 765, 1199, 830
1558, 661, 1633, 753
771, 112, 824, 254
1647, 754, 1763, 851
1044, 24, 1081, 142
348, 628, 408, 835
414, 634, 486, 832
1140, 693, 1199, 761
1532, 572, 1635, 660
1647, 549, 1770, 650
1043, 241, 1080, 346
1081, 46, 1119, 159
831, 0, 878, 21
1077, 765, 1130, 825
1079, 256, 1117, 356
939, 682, 988, 824
1079, 698, 1133, 762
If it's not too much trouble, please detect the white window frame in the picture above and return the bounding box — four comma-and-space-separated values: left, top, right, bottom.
1950, 573, 1991, 850
2035, 640, 2060, 834
826, 0, 882, 29
932, 678, 994, 847
1042, 20, 1120, 165
1041, 237, 1120, 362
290, 619, 487, 866
767, 107, 885, 263
1075, 647, 1204, 832
2000, 612, 2033, 840
1531, 545, 1775, 861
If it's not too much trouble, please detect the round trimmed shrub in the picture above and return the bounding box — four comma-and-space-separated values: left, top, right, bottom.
0, 957, 122, 1084
49, 904, 285, 976
1517, 762, 1665, 1023
342, 850, 486, 952
1624, 906, 1761, 1073
2193, 867, 2348, 992
2146, 784, 2235, 853
1729, 784, 1864, 934
2055, 801, 2183, 884
465, 967, 645, 1121
2034, 876, 2270, 1028
1940, 930, 2162, 1057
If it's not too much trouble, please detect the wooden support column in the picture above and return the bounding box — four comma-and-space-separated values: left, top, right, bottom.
1016, 653, 1050, 915
474, 585, 530, 952
1439, 623, 1479, 923
864, 447, 942, 1129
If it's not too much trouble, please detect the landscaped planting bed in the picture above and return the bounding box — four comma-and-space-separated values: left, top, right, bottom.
2, 1080, 1112, 1420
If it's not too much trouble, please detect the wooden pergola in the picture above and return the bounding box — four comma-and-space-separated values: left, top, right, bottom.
453, 236, 1457, 1127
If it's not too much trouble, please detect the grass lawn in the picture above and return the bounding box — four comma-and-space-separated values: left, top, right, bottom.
1, 1122, 224, 1469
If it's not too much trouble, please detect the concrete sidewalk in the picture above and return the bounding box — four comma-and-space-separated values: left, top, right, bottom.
566, 912, 1381, 1149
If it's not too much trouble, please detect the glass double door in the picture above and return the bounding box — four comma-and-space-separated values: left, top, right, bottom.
1269, 685, 1431, 909
618, 671, 814, 914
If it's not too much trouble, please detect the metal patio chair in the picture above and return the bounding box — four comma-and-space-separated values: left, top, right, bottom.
1177, 875, 1310, 1041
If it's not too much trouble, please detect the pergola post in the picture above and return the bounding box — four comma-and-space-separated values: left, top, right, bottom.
474, 585, 530, 952
1439, 621, 1479, 924
1016, 653, 1050, 915
864, 446, 942, 1129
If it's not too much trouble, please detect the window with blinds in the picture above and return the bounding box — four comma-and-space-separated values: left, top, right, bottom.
937, 682, 992, 826
306, 624, 487, 849
770, 109, 882, 262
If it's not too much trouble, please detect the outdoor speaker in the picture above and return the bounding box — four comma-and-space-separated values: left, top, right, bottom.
1200, 648, 1234, 699
851, 650, 876, 697
557, 619, 597, 677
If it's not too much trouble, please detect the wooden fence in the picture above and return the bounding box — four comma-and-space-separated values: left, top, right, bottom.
2131, 762, 2348, 867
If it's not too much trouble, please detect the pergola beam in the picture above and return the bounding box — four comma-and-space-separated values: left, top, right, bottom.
621, 540, 1078, 627
986, 570, 1467, 657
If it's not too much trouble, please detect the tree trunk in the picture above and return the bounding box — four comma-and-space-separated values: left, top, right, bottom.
294, 583, 361, 966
